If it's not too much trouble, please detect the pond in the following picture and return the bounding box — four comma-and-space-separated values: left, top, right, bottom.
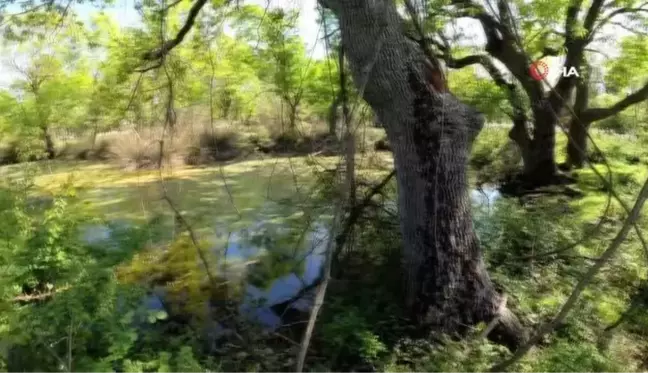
81, 185, 501, 330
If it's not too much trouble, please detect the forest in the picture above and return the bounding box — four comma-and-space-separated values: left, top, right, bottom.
0, 0, 647, 371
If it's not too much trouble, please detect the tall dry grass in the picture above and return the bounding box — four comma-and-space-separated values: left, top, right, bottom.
8, 102, 386, 168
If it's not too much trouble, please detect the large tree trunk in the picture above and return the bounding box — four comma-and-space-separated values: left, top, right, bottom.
321, 0, 525, 349
565, 67, 591, 169
508, 108, 561, 187
523, 111, 558, 185
566, 119, 589, 169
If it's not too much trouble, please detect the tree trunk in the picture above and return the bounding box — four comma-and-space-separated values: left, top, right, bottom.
327, 93, 342, 137
523, 114, 558, 186
566, 119, 589, 169
340, 45, 356, 205
565, 67, 591, 170
322, 0, 525, 349
43, 127, 55, 160
508, 104, 560, 187
90, 121, 99, 151
288, 102, 298, 130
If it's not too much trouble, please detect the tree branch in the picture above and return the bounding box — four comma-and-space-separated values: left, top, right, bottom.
451, 0, 544, 101
443, 54, 484, 68
451, 0, 512, 40
548, 0, 606, 112
440, 52, 530, 146
593, 2, 648, 34
609, 20, 648, 36
142, 0, 212, 61
12, 285, 71, 302
583, 0, 606, 33
491, 175, 648, 372
565, 0, 584, 42
582, 81, 648, 122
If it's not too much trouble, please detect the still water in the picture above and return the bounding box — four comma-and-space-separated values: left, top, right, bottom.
82, 187, 501, 328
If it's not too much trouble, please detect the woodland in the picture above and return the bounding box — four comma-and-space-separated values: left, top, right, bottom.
0, 0, 648, 371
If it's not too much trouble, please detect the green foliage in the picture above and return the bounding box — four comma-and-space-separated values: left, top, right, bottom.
321, 305, 387, 364
520, 340, 626, 372
0, 183, 134, 370
605, 36, 648, 93
384, 336, 508, 372
590, 93, 647, 134
476, 197, 581, 276
1, 1, 648, 372
449, 67, 510, 123
470, 127, 520, 183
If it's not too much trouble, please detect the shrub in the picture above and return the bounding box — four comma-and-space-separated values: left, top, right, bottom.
469, 126, 520, 184
0, 141, 20, 165
107, 130, 164, 169
319, 303, 388, 369
0, 139, 44, 164
475, 198, 580, 276
184, 127, 243, 165
267, 128, 336, 154
523, 339, 626, 372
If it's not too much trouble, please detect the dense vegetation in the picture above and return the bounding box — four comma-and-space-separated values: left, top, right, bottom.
0, 0, 647, 371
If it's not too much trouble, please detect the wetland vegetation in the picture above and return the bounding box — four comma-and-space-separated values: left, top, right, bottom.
1, 0, 648, 371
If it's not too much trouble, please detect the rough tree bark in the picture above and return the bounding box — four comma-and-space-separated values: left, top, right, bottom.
566, 118, 589, 169
566, 70, 590, 169
320, 0, 525, 349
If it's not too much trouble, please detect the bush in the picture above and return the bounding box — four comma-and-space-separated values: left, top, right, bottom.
470, 126, 521, 184
267, 129, 336, 154
0, 140, 44, 164
107, 130, 164, 169
184, 127, 242, 165
0, 141, 20, 165
475, 198, 580, 276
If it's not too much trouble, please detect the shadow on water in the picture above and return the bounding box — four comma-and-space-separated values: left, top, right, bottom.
81, 185, 501, 329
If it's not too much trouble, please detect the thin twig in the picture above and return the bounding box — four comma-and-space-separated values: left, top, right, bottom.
295, 197, 341, 373
490, 176, 648, 372
153, 0, 218, 290
295, 31, 388, 371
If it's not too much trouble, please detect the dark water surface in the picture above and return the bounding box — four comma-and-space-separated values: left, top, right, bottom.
81, 186, 501, 328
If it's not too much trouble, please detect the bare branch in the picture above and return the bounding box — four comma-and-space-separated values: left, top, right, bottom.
296, 29, 387, 371
593, 2, 648, 34
142, 0, 213, 61
608, 20, 648, 36
491, 175, 648, 372
451, 0, 510, 38
582, 81, 648, 122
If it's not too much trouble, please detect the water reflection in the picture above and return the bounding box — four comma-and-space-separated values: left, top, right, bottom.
81, 186, 500, 328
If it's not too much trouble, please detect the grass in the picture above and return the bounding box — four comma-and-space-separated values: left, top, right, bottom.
4, 124, 648, 371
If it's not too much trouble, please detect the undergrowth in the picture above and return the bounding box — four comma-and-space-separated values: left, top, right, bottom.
2, 130, 648, 372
